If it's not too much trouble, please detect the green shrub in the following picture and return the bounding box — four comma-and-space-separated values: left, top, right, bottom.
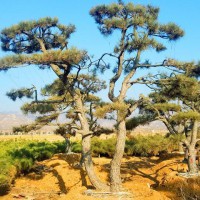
0, 175, 10, 195
0, 164, 17, 195
53, 141, 67, 153
0, 139, 67, 195
71, 137, 116, 157
167, 134, 185, 152
92, 137, 116, 157
71, 141, 82, 153
71, 135, 181, 157
125, 134, 184, 157
14, 158, 33, 172
127, 134, 169, 156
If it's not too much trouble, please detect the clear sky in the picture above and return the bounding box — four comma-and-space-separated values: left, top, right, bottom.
0, 0, 200, 113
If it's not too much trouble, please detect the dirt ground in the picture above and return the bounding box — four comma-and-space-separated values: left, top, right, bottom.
1, 153, 200, 200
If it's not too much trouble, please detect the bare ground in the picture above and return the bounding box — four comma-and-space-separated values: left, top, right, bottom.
1, 152, 200, 200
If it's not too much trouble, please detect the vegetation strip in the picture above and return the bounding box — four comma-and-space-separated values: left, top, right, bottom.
0, 139, 67, 195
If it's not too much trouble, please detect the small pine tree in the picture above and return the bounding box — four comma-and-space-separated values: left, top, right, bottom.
141, 73, 200, 173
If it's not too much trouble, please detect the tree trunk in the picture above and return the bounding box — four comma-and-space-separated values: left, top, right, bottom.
75, 94, 109, 191
188, 147, 198, 174
163, 120, 177, 135
82, 130, 109, 191
187, 120, 199, 174
110, 119, 126, 192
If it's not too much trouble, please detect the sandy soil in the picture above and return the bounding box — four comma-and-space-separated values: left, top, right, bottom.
1, 153, 200, 200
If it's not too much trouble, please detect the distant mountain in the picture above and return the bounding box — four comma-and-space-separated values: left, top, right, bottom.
98, 119, 168, 135
130, 120, 168, 135
0, 113, 33, 132
0, 112, 168, 134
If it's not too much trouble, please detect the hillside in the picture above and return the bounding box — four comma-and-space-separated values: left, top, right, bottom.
0, 113, 33, 132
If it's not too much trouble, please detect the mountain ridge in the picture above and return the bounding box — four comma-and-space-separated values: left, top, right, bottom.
0, 113, 168, 134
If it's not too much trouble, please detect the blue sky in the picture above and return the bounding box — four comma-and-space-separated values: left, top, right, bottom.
0, 0, 200, 113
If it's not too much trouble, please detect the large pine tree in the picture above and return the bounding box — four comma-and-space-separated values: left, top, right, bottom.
90, 1, 184, 191
0, 17, 109, 191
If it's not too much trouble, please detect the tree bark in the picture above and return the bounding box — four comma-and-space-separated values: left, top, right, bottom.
75, 94, 109, 191
188, 147, 198, 173
187, 120, 199, 174
110, 119, 126, 192
82, 130, 109, 191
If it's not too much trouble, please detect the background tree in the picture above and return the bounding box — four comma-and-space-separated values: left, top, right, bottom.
0, 18, 109, 191
139, 66, 200, 174
90, 1, 184, 192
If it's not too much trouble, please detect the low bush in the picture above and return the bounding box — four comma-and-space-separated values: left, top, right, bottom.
71, 141, 82, 153
92, 137, 116, 157
71, 134, 183, 157
125, 134, 184, 156
125, 134, 168, 156
70, 137, 116, 157
0, 161, 17, 195
0, 139, 67, 195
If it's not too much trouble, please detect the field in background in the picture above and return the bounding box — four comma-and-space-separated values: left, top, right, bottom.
0, 134, 65, 142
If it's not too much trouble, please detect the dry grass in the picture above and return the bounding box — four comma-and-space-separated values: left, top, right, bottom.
0, 134, 65, 142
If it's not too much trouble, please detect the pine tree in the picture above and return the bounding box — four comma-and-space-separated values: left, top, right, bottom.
90, 1, 184, 191
140, 71, 200, 174
0, 17, 109, 191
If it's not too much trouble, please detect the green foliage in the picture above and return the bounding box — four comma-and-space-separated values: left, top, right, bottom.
167, 134, 185, 151
71, 141, 82, 153
0, 17, 75, 54
54, 126, 68, 137
95, 102, 129, 119
90, 2, 184, 50
12, 115, 60, 133
91, 137, 116, 157
31, 48, 87, 65
0, 17, 87, 74
35, 113, 59, 123
153, 103, 181, 112
143, 74, 200, 137
41, 79, 65, 96
155, 75, 199, 102
41, 74, 106, 98
125, 134, 183, 156
6, 88, 34, 101
171, 111, 200, 122
70, 135, 183, 157
21, 103, 56, 114
0, 49, 87, 71
125, 135, 167, 156
0, 139, 67, 195
0, 175, 10, 195
126, 114, 155, 130
71, 137, 116, 157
